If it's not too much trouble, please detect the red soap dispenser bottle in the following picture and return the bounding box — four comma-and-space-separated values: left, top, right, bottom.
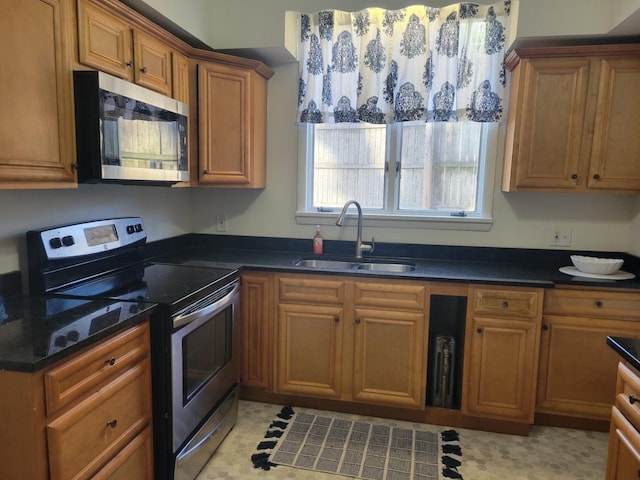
313, 225, 323, 254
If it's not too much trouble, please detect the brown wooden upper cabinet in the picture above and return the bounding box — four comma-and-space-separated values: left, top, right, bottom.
77, 0, 174, 97
0, 0, 77, 188
502, 44, 640, 193
197, 60, 272, 188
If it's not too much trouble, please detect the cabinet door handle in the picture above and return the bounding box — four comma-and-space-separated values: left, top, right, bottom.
542, 324, 549, 331
476, 327, 483, 334
595, 300, 603, 308
502, 300, 509, 308
105, 357, 116, 366
126, 61, 133, 68
140, 66, 148, 74
593, 174, 601, 181
106, 419, 118, 429
630, 395, 640, 405
355, 319, 361, 325
571, 173, 578, 180
202, 169, 209, 174
334, 316, 340, 323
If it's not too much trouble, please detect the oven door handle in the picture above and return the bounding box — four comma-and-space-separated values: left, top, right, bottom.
173, 281, 239, 329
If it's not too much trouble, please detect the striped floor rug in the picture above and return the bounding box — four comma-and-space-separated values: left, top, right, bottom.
251, 406, 463, 480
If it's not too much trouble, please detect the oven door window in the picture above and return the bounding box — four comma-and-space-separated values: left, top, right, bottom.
181, 307, 232, 404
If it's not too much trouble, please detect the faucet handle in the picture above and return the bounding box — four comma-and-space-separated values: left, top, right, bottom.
362, 237, 375, 254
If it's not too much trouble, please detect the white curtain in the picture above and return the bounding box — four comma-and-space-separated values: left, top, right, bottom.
298, 2, 511, 124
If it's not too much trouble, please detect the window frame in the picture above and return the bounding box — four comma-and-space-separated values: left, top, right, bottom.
295, 121, 498, 232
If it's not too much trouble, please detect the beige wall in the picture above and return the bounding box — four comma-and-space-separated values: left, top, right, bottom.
0, 0, 638, 276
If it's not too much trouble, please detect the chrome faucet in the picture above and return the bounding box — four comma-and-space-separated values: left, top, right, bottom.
335, 200, 375, 259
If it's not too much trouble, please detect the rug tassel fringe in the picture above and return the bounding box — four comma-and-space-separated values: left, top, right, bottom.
252, 406, 295, 471
441, 429, 463, 480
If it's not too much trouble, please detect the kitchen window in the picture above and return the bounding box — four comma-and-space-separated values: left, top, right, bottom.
297, 120, 498, 230
294, 3, 511, 231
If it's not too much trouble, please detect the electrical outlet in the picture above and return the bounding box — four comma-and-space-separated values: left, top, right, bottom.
548, 227, 572, 247
216, 215, 227, 232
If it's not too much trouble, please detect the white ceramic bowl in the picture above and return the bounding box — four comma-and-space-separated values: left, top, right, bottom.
570, 255, 624, 275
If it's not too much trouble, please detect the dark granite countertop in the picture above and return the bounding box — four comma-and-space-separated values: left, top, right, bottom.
607, 336, 640, 372
148, 234, 640, 291
0, 293, 156, 373
4, 234, 640, 373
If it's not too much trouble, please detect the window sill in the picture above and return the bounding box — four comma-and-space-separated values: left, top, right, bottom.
295, 211, 492, 232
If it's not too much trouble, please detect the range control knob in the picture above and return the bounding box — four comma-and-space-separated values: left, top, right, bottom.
62, 235, 75, 247
135, 224, 143, 232
49, 237, 63, 249
126, 225, 135, 234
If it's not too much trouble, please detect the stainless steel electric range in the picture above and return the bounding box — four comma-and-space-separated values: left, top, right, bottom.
27, 217, 240, 480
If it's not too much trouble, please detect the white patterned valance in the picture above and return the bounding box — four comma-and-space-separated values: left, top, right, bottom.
297, 2, 511, 124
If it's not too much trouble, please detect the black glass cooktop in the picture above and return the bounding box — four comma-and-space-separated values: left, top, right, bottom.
56, 263, 238, 312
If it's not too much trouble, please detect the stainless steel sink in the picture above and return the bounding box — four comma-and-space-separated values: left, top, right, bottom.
357, 262, 416, 272
294, 258, 415, 272
294, 259, 358, 269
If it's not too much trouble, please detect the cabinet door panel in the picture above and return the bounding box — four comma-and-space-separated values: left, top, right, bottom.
0, 0, 76, 186
588, 57, 640, 190
133, 30, 172, 96
512, 58, 590, 189
464, 316, 537, 422
353, 308, 426, 409
198, 62, 251, 185
77, 0, 133, 80
276, 303, 343, 398
537, 315, 640, 419
241, 273, 273, 389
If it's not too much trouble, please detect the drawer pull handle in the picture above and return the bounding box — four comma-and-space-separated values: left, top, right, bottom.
106, 419, 118, 429
105, 357, 116, 366
595, 300, 603, 308
502, 300, 509, 308
630, 395, 640, 405
140, 66, 148, 74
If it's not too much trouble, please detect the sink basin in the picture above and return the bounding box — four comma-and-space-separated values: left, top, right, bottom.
294, 259, 358, 269
294, 258, 416, 272
357, 262, 416, 272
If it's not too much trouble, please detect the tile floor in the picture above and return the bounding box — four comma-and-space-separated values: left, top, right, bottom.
196, 401, 609, 480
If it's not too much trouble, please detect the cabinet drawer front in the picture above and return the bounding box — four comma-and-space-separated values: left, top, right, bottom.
47, 364, 151, 480
616, 362, 640, 428
92, 425, 153, 480
544, 289, 640, 320
278, 276, 345, 304
353, 281, 426, 310
45, 323, 150, 415
472, 287, 540, 318
608, 406, 640, 479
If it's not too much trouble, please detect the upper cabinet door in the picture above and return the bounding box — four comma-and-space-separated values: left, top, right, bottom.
503, 57, 591, 191
77, 0, 133, 80
197, 61, 267, 188
133, 30, 172, 97
0, 0, 76, 187
587, 57, 640, 191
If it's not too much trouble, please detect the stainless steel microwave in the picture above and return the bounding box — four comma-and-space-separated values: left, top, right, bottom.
73, 71, 188, 185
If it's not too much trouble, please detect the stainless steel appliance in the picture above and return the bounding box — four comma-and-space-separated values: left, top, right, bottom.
27, 217, 239, 480
73, 71, 188, 185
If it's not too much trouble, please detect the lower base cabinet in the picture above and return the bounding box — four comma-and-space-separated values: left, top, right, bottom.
538, 289, 640, 421
0, 321, 153, 480
462, 285, 543, 423
274, 274, 428, 409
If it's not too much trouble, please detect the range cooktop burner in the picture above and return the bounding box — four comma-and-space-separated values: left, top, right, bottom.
56, 263, 238, 313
